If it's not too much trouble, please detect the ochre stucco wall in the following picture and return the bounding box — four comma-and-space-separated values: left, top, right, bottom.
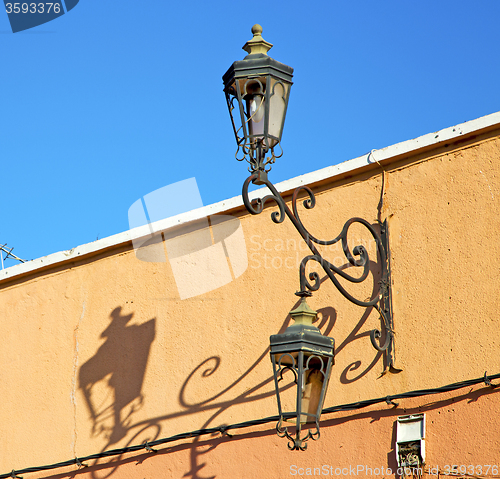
1, 128, 499, 478
14, 385, 500, 479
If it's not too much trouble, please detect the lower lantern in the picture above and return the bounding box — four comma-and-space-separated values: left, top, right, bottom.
270, 297, 335, 450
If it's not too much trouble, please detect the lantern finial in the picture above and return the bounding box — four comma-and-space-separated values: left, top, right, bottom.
289, 298, 317, 326
242, 24, 273, 56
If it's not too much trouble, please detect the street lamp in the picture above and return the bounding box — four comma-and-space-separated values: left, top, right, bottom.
270, 296, 334, 450
222, 24, 293, 184
223, 25, 397, 450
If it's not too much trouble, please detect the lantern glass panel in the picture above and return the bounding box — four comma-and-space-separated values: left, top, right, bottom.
224, 81, 242, 147
243, 78, 266, 147
268, 78, 289, 147
274, 354, 299, 422
301, 368, 324, 423
273, 351, 331, 425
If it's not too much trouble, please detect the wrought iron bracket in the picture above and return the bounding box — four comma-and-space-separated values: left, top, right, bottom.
242, 170, 400, 372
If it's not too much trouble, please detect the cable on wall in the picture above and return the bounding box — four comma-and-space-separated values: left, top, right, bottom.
1, 371, 498, 479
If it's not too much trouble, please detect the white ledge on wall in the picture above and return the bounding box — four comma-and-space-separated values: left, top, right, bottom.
1, 111, 499, 284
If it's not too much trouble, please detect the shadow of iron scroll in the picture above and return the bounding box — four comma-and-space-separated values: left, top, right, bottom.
4, 0, 79, 33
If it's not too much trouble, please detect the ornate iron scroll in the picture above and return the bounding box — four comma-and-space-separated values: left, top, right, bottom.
242, 172, 397, 369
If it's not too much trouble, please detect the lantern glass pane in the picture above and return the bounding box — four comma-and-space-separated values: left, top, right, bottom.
268, 79, 288, 146
224, 80, 245, 148
273, 352, 329, 425
247, 95, 265, 141
272, 351, 298, 365
301, 368, 325, 423
242, 78, 266, 148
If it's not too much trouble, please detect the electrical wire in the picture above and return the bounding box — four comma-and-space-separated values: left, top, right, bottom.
1, 371, 498, 479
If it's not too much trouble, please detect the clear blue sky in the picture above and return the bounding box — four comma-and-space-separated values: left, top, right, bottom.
2, 0, 500, 267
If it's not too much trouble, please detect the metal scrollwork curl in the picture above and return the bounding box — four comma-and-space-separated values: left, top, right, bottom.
369, 305, 393, 352
242, 174, 286, 223
242, 171, 398, 370
276, 417, 320, 451
243, 175, 388, 306
298, 255, 322, 292
295, 218, 385, 307
290, 188, 386, 305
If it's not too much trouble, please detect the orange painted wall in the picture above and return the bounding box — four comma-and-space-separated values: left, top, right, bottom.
19, 385, 500, 479
1, 127, 499, 479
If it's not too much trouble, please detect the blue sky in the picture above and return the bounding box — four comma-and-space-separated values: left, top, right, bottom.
2, 1, 500, 267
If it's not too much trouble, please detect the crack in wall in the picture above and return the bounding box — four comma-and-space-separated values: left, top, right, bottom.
70, 298, 86, 457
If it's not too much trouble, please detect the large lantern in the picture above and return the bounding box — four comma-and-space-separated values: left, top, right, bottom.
270, 297, 335, 450
222, 25, 293, 176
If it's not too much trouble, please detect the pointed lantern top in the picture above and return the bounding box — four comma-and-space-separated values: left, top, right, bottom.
242, 24, 273, 56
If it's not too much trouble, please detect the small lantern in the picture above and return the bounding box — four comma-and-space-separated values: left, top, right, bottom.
270, 297, 334, 450
222, 25, 293, 174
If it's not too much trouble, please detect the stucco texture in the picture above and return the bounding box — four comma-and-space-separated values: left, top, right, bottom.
0, 128, 499, 478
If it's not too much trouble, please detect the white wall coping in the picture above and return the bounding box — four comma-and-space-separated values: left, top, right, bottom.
2, 111, 499, 283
